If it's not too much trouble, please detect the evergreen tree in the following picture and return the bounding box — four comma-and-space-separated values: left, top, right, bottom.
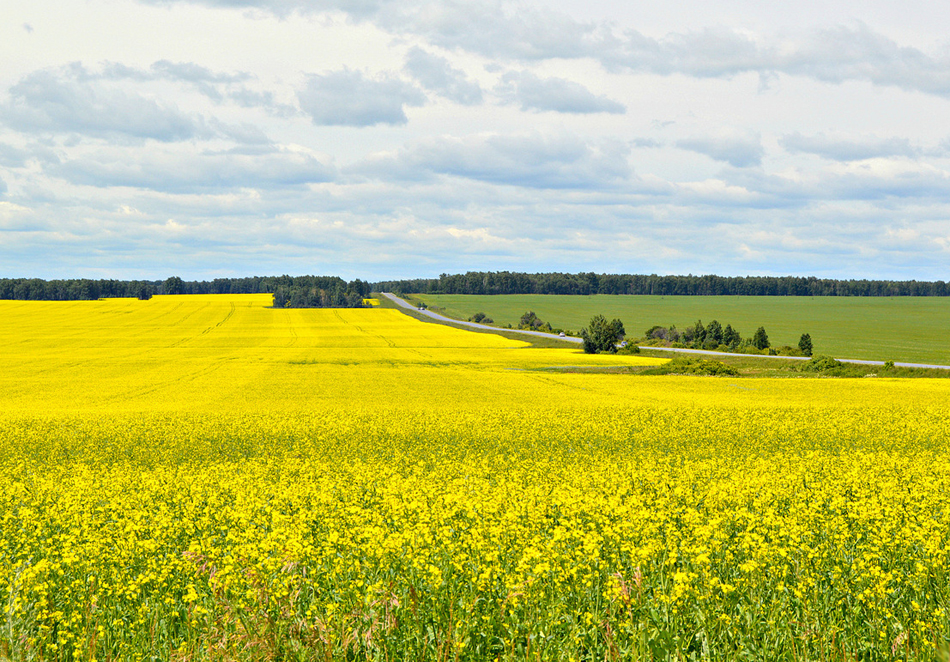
705, 320, 724, 346
722, 324, 741, 348
752, 326, 770, 350
798, 333, 813, 356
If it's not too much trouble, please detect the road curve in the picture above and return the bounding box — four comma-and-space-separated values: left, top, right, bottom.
380, 292, 950, 371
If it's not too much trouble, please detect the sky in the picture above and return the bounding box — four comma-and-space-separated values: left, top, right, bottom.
2, 0, 950, 281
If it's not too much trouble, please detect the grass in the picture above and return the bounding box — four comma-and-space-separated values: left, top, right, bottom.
375, 292, 578, 350
408, 293, 950, 365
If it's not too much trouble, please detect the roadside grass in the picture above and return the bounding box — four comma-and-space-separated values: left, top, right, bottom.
410, 293, 950, 365
380, 295, 948, 378
375, 293, 578, 349
541, 350, 950, 378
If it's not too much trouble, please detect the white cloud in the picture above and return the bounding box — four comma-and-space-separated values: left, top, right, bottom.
133, 2, 950, 99
781, 132, 919, 161
0, 66, 211, 142
3, 0, 950, 280
403, 47, 483, 105
0, 143, 30, 168
350, 131, 631, 189
676, 133, 764, 168
51, 145, 337, 193
297, 69, 426, 127
495, 71, 625, 114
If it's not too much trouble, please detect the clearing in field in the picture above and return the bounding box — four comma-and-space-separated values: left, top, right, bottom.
1, 294, 949, 660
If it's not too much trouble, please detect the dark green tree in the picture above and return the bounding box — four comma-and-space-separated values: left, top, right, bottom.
798, 333, 813, 356
752, 326, 770, 350
705, 320, 724, 346
722, 324, 741, 348
683, 320, 706, 347
581, 315, 625, 354
163, 276, 184, 295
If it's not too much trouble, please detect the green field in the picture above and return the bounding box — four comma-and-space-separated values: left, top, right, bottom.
411, 294, 950, 365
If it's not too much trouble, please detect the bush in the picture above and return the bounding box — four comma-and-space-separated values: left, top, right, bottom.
664, 357, 740, 376
519, 312, 552, 333
800, 355, 843, 372
775, 345, 805, 357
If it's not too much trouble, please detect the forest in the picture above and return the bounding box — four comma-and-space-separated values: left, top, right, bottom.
4, 272, 948, 302
0, 275, 371, 307
376, 271, 950, 296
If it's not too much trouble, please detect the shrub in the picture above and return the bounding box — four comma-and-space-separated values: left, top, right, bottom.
800, 355, 844, 372
519, 312, 552, 333
665, 357, 740, 376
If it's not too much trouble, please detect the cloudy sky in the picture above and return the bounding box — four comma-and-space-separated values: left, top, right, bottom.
2, 0, 950, 281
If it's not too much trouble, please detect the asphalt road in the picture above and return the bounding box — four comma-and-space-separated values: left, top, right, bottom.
380, 292, 950, 370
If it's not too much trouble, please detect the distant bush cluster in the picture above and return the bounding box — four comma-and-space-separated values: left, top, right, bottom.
518, 311, 553, 333
639, 321, 814, 357
468, 312, 494, 324
648, 357, 741, 376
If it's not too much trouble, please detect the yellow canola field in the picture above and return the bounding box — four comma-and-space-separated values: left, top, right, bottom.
0, 294, 664, 414
1, 295, 949, 661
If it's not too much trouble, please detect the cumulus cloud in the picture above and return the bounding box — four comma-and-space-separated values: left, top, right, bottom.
136, 0, 386, 20
781, 132, 919, 161
386, 2, 610, 61
495, 71, 625, 114
351, 132, 631, 189
135, 2, 950, 99
0, 67, 211, 142
403, 47, 483, 105
51, 145, 336, 193
96, 60, 293, 114
677, 133, 764, 168
297, 69, 425, 127
608, 23, 950, 98
0, 143, 30, 168
100, 59, 250, 87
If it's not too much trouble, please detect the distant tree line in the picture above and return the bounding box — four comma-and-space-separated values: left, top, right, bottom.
0, 275, 373, 308
376, 271, 950, 296
272, 278, 369, 309
0, 278, 158, 301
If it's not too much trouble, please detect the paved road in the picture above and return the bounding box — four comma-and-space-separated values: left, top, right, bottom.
381, 291, 585, 341
381, 292, 950, 371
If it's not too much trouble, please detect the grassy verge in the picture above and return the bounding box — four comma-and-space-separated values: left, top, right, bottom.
375, 293, 579, 349
411, 293, 950, 366
381, 294, 949, 378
